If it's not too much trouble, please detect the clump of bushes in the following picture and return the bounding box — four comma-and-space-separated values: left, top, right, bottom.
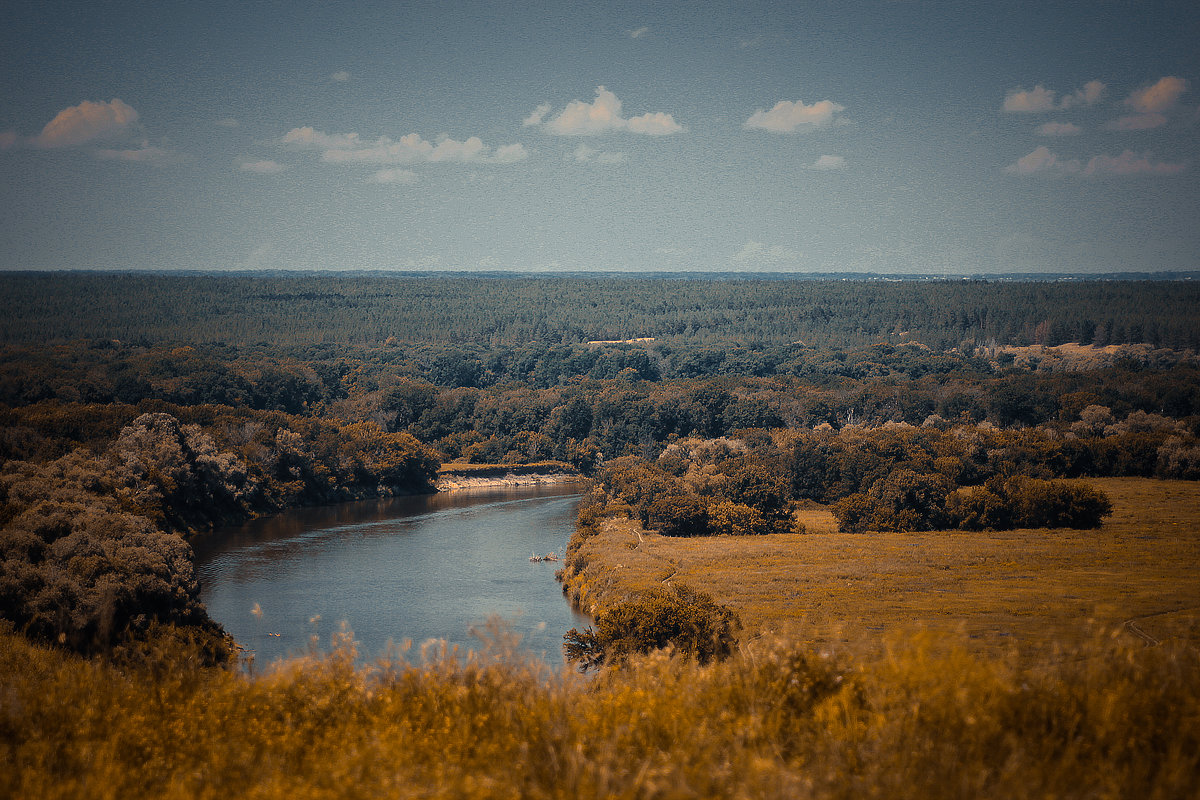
595, 442, 798, 537
832, 469, 954, 532
563, 584, 741, 671
833, 473, 1113, 533
945, 476, 1113, 531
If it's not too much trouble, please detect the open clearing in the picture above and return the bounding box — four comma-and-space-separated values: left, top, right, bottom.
568, 477, 1200, 657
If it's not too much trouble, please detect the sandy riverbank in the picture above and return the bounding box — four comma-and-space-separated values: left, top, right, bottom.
435, 461, 585, 491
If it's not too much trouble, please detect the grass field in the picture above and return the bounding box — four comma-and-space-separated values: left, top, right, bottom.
562, 478, 1200, 658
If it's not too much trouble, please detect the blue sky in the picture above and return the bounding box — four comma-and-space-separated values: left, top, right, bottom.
1, 0, 1197, 273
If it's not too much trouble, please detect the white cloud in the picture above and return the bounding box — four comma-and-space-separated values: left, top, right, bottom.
283, 127, 365, 150
573, 143, 626, 164
523, 103, 552, 127
744, 99, 846, 133
806, 154, 845, 170
1036, 121, 1082, 136
1003, 81, 1105, 113
538, 86, 683, 136
1005, 146, 1185, 177
239, 159, 286, 174
1082, 150, 1186, 177
1102, 78, 1188, 131
369, 167, 418, 184
731, 241, 802, 269
282, 127, 527, 164
216, 117, 239, 128
331, 70, 351, 82
94, 141, 178, 167
1004, 146, 1080, 175
1106, 113, 1168, 131
34, 99, 139, 148
625, 112, 683, 135
1003, 85, 1057, 113
1060, 80, 1106, 109
1126, 76, 1187, 113
628, 26, 650, 38
491, 143, 529, 163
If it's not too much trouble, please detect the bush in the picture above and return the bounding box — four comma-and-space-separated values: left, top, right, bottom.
1005, 477, 1112, 529
563, 584, 740, 671
945, 477, 1113, 531
644, 493, 711, 537
832, 470, 952, 532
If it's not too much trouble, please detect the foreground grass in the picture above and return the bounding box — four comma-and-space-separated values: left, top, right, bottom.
2, 622, 1198, 799
562, 478, 1200, 658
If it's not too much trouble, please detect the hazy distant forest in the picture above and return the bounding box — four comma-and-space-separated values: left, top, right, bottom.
4, 272, 1200, 799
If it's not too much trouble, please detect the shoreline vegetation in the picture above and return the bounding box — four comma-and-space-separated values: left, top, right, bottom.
2, 272, 1199, 797
435, 460, 584, 491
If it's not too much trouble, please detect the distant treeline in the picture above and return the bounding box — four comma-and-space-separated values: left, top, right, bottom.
4, 272, 1200, 351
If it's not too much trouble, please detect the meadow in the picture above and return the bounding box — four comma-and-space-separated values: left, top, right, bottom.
561, 477, 1200, 660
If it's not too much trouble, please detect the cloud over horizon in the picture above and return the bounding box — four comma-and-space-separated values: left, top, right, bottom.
282, 127, 528, 165
1036, 122, 1082, 136
94, 142, 177, 166
1106, 77, 1189, 131
732, 241, 802, 269
573, 144, 626, 164
806, 155, 846, 170
1005, 146, 1186, 177
1126, 76, 1188, 113
530, 87, 683, 136
34, 99, 140, 148
239, 159, 286, 174
744, 99, 846, 133
1002, 81, 1105, 113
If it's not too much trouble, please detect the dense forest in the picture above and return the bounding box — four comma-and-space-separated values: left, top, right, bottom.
1, 272, 1199, 656
5, 271, 1200, 350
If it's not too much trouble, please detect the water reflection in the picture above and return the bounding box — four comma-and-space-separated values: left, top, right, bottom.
194, 486, 587, 669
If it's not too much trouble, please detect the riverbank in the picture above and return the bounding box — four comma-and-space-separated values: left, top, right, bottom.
435, 460, 585, 491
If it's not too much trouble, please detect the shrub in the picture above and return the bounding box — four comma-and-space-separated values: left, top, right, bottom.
832, 470, 952, 532
945, 477, 1113, 531
1005, 477, 1112, 529
563, 584, 740, 671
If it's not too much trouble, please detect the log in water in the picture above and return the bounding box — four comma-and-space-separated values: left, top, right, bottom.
192, 485, 587, 668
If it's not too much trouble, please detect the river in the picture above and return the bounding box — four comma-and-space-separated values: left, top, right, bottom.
192, 485, 587, 669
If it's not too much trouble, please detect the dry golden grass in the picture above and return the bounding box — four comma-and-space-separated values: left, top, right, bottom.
564, 478, 1200, 658
3, 619, 1198, 800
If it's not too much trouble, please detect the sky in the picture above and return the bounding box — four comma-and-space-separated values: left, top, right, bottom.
1, 0, 1197, 274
